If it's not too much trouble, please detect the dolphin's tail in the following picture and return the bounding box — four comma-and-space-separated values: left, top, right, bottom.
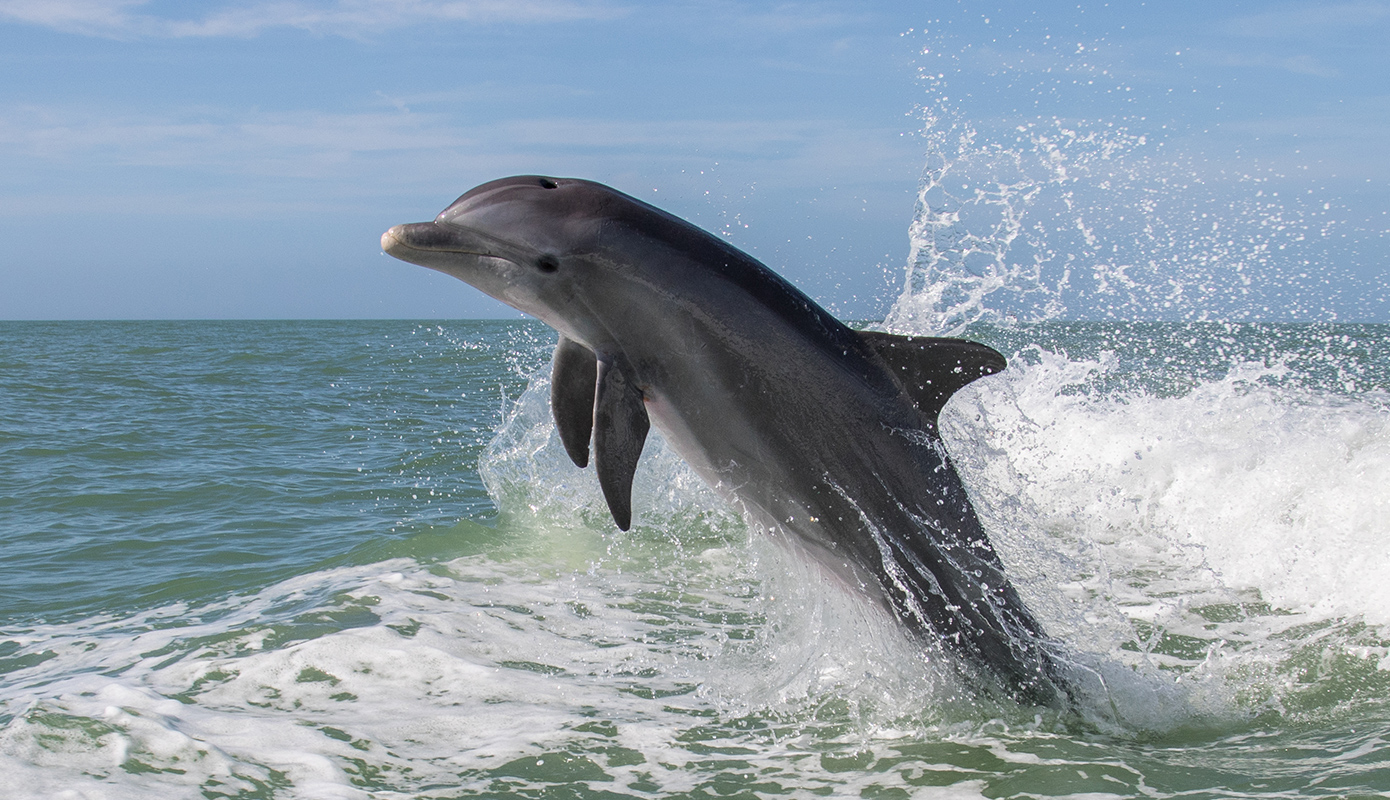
872, 507, 1075, 708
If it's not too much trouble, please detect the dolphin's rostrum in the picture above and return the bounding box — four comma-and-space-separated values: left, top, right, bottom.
382, 176, 1070, 706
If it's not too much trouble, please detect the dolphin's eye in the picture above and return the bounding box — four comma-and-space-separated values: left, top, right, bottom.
539, 178, 558, 189
536, 254, 559, 273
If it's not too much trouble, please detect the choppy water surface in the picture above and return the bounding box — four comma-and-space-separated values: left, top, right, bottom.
2, 318, 1388, 799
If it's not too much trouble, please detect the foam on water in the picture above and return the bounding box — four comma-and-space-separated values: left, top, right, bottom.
860, 27, 1390, 734
867, 51, 1390, 733
938, 340, 1390, 723
0, 364, 1012, 796
0, 523, 999, 798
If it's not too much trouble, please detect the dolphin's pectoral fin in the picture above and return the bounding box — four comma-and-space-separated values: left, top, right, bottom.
593, 358, 650, 531
551, 335, 599, 468
858, 332, 1007, 425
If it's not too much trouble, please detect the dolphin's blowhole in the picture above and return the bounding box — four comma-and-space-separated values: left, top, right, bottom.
380, 175, 1070, 708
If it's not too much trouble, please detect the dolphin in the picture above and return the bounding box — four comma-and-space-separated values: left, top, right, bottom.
381, 175, 1069, 705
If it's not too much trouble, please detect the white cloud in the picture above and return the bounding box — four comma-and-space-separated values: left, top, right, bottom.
1226, 1, 1390, 38
1214, 51, 1340, 78
0, 105, 466, 170
0, 103, 917, 192
0, 0, 141, 35
0, 0, 624, 38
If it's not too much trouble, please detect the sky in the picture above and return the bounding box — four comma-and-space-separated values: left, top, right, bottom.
0, 0, 1386, 320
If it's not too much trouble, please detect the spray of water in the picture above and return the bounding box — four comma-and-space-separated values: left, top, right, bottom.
884, 109, 1362, 336
879, 48, 1390, 728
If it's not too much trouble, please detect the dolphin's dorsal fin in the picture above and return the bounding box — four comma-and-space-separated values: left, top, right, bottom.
858, 331, 1007, 424
551, 335, 598, 468
592, 358, 650, 531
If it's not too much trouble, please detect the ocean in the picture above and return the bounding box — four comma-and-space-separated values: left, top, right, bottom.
3, 316, 1388, 799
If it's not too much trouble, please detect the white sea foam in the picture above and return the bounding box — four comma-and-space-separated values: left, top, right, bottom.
943, 353, 1390, 720
874, 74, 1390, 727
948, 351, 1390, 621
0, 520, 991, 798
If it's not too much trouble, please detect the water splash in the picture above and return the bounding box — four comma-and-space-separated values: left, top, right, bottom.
885, 32, 1381, 336
876, 22, 1390, 728
938, 330, 1390, 723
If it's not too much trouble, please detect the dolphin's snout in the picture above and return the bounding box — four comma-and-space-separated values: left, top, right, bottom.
381, 225, 406, 255
381, 222, 445, 256
381, 221, 489, 259
380, 219, 512, 281
381, 222, 449, 268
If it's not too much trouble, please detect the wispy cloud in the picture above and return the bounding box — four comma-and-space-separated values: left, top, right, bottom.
0, 0, 625, 39
0, 104, 471, 178
1214, 51, 1340, 78
0, 102, 915, 190
1225, 1, 1390, 38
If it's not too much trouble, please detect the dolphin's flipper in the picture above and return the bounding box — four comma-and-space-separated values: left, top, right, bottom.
383, 176, 1073, 708
858, 332, 1007, 425
551, 335, 598, 468
593, 358, 650, 531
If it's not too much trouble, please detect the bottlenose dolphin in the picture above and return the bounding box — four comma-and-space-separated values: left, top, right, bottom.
381, 176, 1068, 705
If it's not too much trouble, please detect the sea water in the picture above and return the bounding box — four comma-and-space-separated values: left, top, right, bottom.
2, 316, 1388, 799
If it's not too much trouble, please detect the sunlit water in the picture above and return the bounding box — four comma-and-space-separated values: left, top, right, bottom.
2, 316, 1387, 799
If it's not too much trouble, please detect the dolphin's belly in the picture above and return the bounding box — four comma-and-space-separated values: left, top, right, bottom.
384, 174, 1066, 706
644, 383, 899, 607
642, 361, 959, 553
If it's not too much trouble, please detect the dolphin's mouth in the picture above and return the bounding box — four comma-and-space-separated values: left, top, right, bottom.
381, 222, 504, 261
382, 220, 531, 266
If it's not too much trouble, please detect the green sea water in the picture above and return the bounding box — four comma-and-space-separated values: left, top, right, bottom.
3, 319, 1388, 799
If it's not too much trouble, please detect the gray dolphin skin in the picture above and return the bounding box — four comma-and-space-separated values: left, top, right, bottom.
381, 176, 1070, 706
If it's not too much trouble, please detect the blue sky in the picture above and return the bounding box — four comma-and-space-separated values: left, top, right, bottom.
0, 0, 1386, 320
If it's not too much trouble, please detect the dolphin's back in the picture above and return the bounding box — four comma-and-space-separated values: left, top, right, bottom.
383, 176, 1069, 706
586, 214, 1065, 702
